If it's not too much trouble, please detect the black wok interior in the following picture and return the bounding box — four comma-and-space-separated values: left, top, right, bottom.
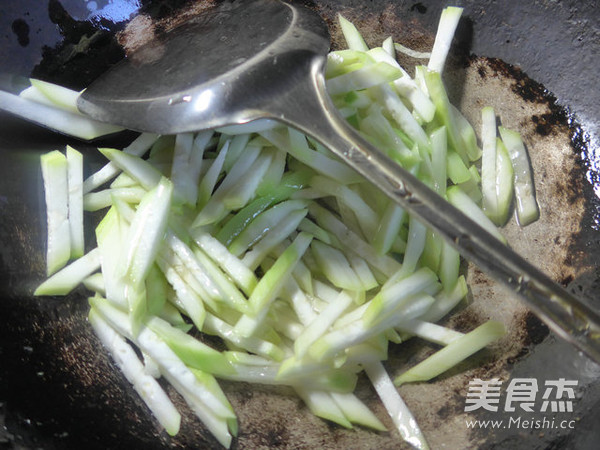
1, 1, 599, 449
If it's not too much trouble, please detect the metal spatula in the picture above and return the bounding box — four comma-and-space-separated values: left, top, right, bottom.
77, 0, 600, 362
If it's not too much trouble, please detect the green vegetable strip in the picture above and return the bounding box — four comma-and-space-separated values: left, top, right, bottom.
157, 256, 207, 331
202, 313, 285, 361
423, 69, 468, 163
337, 14, 369, 52
34, 248, 100, 296
83, 133, 159, 193
326, 61, 403, 95
481, 106, 498, 221
369, 84, 430, 152
40, 150, 70, 275
98, 147, 162, 190
309, 295, 434, 361
228, 199, 308, 257
223, 133, 251, 172
367, 46, 436, 122
30, 78, 80, 113
494, 137, 515, 225
420, 274, 468, 323
241, 208, 308, 270
330, 391, 387, 431
396, 214, 428, 279
221, 151, 273, 210
310, 240, 364, 291
294, 387, 353, 429
294, 290, 353, 358
196, 140, 229, 209
95, 208, 128, 310
237, 232, 312, 328
446, 150, 472, 184
193, 145, 262, 226
146, 316, 234, 376
260, 127, 362, 185
309, 203, 401, 276
430, 126, 447, 195
362, 268, 438, 326
83, 186, 147, 211
450, 104, 482, 161
309, 175, 378, 238
145, 263, 168, 315
192, 231, 258, 296
83, 272, 105, 295
394, 321, 506, 385
372, 201, 406, 256
216, 169, 311, 246
498, 126, 540, 226
192, 245, 250, 314
135, 327, 236, 447
438, 239, 461, 293
160, 237, 227, 312
396, 319, 464, 346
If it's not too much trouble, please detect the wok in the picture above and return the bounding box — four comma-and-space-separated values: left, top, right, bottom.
1, 0, 600, 449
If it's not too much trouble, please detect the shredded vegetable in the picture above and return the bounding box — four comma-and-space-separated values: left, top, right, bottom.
32, 7, 542, 449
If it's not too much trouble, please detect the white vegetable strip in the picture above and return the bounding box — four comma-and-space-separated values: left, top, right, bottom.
294, 387, 352, 429
395, 321, 505, 385
427, 6, 463, 73
2, 90, 123, 140
83, 186, 147, 211
88, 309, 181, 436
66, 146, 84, 258
309, 203, 401, 277
364, 361, 429, 450
40, 150, 70, 275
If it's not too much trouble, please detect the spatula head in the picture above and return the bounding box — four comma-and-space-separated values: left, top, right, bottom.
77, 0, 330, 134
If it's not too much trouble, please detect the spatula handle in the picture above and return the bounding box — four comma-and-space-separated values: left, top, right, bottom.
273, 61, 600, 364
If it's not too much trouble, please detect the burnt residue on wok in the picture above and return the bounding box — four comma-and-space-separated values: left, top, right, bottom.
1, 1, 600, 449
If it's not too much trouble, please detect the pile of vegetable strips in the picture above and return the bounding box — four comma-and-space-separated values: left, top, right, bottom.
32, 7, 540, 449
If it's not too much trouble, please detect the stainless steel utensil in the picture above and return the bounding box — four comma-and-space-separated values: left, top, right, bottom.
72, 0, 600, 363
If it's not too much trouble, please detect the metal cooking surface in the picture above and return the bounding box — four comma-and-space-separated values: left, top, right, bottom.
1, 1, 600, 449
